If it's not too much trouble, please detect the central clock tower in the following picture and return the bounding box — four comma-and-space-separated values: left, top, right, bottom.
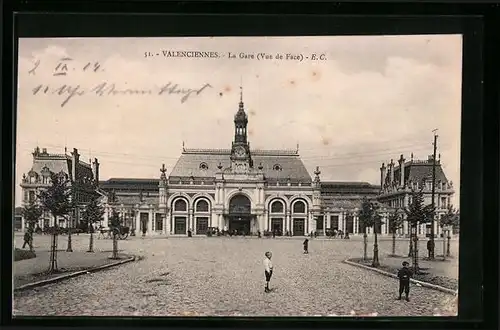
230, 87, 253, 171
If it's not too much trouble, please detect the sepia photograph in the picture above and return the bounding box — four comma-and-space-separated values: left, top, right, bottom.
13, 35, 461, 317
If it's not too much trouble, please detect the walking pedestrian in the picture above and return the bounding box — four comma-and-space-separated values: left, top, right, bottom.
263, 251, 273, 293
272, 230, 276, 238
303, 238, 309, 254
397, 261, 413, 301
427, 239, 434, 258
22, 231, 31, 249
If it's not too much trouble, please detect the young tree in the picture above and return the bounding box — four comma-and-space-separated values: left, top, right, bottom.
108, 208, 121, 259
82, 193, 104, 253
38, 172, 73, 272
388, 208, 405, 257
358, 198, 384, 267
439, 205, 459, 257
404, 188, 435, 273
358, 198, 371, 261
21, 199, 43, 252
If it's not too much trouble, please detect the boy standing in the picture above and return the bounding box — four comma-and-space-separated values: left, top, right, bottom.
263, 251, 273, 293
303, 238, 309, 254
397, 261, 413, 301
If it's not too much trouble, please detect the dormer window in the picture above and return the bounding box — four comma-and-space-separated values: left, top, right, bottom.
273, 164, 282, 171
199, 162, 209, 170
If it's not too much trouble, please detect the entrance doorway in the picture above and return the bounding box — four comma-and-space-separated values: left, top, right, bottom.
228, 194, 252, 235
271, 218, 283, 235
229, 216, 251, 235
174, 217, 186, 234
293, 218, 305, 236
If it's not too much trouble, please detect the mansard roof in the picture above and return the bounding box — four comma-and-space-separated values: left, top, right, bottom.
169, 148, 312, 182
26, 149, 94, 184
387, 159, 449, 187
321, 181, 380, 195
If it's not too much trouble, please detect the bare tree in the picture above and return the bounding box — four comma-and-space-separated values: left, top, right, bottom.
38, 172, 73, 273
388, 208, 405, 257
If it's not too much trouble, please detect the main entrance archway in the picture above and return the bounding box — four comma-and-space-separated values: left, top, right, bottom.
228, 194, 251, 235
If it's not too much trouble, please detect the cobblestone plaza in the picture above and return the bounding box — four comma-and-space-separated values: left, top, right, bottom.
13, 235, 457, 317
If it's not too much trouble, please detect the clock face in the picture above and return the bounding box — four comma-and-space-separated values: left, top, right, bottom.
235, 146, 246, 157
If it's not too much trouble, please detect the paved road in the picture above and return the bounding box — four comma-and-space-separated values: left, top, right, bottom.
13, 235, 457, 316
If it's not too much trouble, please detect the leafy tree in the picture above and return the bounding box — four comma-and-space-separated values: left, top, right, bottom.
38, 171, 73, 272
388, 208, 405, 257
108, 208, 121, 259
358, 198, 384, 267
21, 199, 43, 252
404, 187, 435, 273
82, 193, 104, 253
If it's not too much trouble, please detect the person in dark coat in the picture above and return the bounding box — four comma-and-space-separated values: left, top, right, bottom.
427, 239, 434, 258
303, 238, 309, 254
272, 230, 276, 238
397, 261, 413, 301
22, 231, 31, 249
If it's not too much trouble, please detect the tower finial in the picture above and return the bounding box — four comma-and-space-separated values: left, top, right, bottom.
240, 76, 243, 103
182, 141, 185, 151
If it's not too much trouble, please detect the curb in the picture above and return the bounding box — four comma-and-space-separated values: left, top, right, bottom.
342, 259, 458, 296
14, 256, 136, 292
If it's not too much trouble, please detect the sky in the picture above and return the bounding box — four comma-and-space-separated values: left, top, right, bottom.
15, 35, 462, 207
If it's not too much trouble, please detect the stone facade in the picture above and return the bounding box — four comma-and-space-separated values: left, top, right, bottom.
18, 94, 456, 237
19, 147, 100, 231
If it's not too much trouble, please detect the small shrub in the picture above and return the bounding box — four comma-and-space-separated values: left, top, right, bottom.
206, 231, 213, 237
14, 248, 36, 261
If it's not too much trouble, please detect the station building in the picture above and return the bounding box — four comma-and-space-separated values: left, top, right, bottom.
18, 93, 455, 237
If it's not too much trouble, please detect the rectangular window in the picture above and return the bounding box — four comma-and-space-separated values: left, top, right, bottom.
316, 216, 324, 230
331, 216, 339, 229
24, 191, 29, 202
441, 197, 447, 209
29, 191, 35, 203
155, 213, 163, 231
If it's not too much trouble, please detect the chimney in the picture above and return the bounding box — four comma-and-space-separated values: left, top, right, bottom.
71, 148, 79, 181
399, 154, 405, 187
92, 158, 100, 183
42, 148, 47, 154
380, 163, 386, 188
389, 159, 395, 184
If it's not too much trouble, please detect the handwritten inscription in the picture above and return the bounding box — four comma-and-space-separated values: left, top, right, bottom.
28, 58, 104, 77
32, 82, 212, 107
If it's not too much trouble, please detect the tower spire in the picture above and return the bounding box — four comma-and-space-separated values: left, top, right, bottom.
240, 76, 243, 102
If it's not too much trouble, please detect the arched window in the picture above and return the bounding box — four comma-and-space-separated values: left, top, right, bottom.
174, 199, 187, 212
270, 201, 284, 213
293, 201, 306, 214
196, 199, 209, 212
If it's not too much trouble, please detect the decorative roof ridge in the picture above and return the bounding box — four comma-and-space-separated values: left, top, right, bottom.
35, 153, 71, 159
252, 149, 299, 156
183, 148, 231, 154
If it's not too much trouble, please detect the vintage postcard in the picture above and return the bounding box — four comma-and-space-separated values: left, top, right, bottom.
13, 35, 461, 317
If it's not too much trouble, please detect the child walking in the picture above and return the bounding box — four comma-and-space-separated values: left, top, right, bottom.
263, 251, 273, 293
303, 238, 309, 254
397, 261, 413, 301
